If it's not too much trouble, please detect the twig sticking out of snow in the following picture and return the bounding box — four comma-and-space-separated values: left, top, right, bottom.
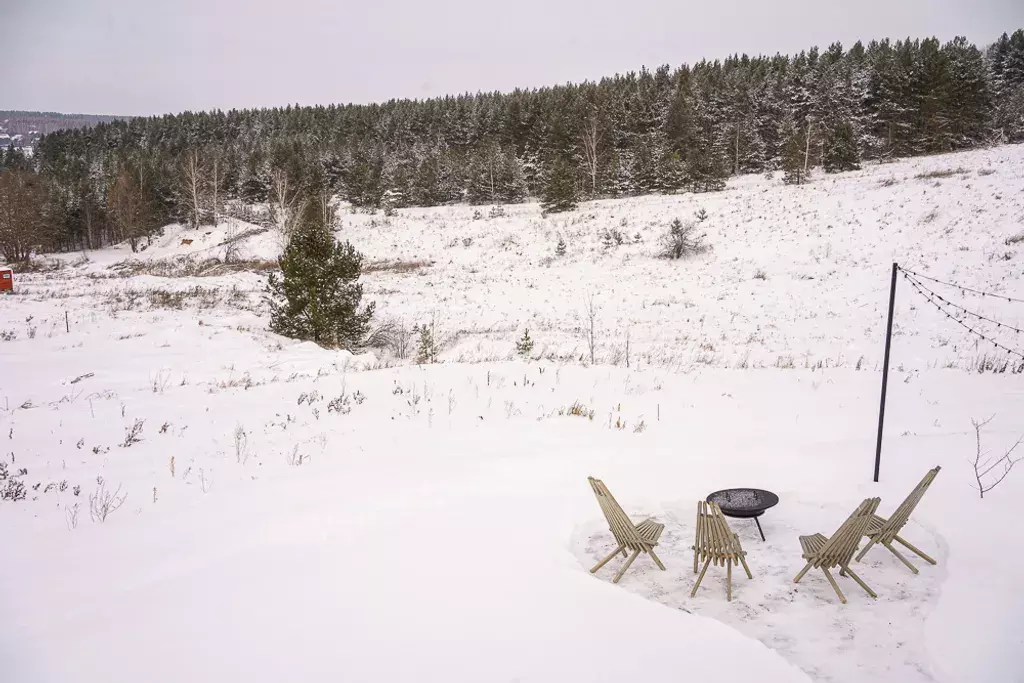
971, 416, 1024, 499
233, 424, 249, 464
89, 477, 126, 523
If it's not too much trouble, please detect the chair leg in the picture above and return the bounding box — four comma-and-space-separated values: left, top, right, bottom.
691, 558, 712, 597
794, 562, 813, 583
739, 554, 753, 579
855, 537, 877, 562
884, 542, 919, 574
842, 565, 877, 599
648, 548, 666, 571
894, 535, 937, 565
613, 549, 641, 584
821, 567, 847, 604
693, 549, 699, 574
591, 544, 626, 574
727, 559, 733, 602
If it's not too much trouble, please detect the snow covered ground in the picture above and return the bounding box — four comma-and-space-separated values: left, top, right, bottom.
2, 146, 1024, 682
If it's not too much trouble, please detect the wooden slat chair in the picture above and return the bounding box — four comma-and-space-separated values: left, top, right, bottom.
691, 501, 753, 601
855, 466, 940, 574
587, 477, 666, 583
794, 498, 880, 604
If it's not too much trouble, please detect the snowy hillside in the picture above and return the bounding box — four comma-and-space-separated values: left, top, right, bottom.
2, 146, 1024, 683
18, 144, 1023, 373
341, 146, 1024, 371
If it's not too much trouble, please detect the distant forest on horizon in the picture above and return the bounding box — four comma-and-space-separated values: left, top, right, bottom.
0, 112, 125, 138
1, 28, 1023, 256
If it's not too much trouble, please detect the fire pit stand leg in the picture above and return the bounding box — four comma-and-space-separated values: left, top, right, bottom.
753, 516, 766, 542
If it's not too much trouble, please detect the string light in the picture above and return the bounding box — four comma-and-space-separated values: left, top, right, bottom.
901, 271, 1024, 361
900, 266, 1024, 305
902, 273, 1024, 335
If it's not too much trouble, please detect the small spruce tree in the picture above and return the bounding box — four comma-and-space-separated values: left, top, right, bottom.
684, 147, 728, 193
660, 218, 707, 260
516, 329, 534, 357
555, 237, 566, 257
541, 157, 578, 214
822, 121, 861, 173
781, 120, 809, 186
415, 322, 437, 364
267, 202, 374, 348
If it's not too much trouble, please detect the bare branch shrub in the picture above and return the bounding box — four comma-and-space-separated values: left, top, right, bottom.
286, 445, 308, 466
151, 370, 171, 394
268, 168, 306, 241
364, 318, 413, 360
971, 416, 1023, 499
65, 502, 80, 530
198, 468, 211, 493
89, 477, 126, 523
233, 424, 249, 464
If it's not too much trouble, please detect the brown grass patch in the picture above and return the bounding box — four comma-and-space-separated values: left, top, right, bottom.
363, 259, 433, 274
111, 257, 277, 278
915, 167, 968, 180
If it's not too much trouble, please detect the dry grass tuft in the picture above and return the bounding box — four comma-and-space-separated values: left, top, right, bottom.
363, 259, 433, 274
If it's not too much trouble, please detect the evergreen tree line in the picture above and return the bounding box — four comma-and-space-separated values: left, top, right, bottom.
3, 30, 1023, 256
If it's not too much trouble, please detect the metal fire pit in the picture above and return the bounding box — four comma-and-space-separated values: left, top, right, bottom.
706, 488, 780, 541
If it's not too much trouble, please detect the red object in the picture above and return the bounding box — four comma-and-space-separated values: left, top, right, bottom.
0, 269, 12, 293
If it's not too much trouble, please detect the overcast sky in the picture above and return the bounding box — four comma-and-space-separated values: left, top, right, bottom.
6, 0, 1024, 116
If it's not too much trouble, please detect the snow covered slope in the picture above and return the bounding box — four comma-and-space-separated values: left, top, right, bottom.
2, 145, 1024, 683
336, 145, 1024, 371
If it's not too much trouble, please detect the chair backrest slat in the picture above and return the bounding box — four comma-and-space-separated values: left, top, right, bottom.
589, 477, 643, 546
694, 500, 740, 561
877, 467, 940, 543
695, 501, 708, 557
816, 498, 880, 567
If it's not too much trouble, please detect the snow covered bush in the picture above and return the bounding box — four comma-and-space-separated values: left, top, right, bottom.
267, 203, 374, 349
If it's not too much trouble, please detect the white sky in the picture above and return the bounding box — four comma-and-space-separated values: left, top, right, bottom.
6, 0, 1024, 116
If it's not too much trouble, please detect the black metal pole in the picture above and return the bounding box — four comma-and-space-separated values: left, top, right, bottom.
874, 263, 898, 483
